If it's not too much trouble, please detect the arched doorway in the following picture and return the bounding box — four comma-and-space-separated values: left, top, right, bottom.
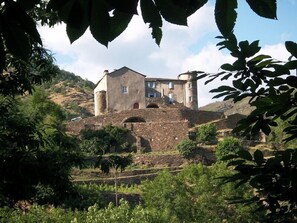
146, 103, 159, 108
123, 117, 146, 123
133, 102, 139, 109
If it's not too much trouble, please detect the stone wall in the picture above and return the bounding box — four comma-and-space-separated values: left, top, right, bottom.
66, 108, 224, 152
211, 113, 246, 130
67, 108, 224, 135
180, 110, 224, 127
124, 121, 189, 152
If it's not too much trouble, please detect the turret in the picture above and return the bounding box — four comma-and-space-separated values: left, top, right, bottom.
178, 71, 198, 110
94, 70, 109, 116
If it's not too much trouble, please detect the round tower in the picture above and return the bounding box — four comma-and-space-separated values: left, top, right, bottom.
178, 71, 198, 110
94, 90, 107, 115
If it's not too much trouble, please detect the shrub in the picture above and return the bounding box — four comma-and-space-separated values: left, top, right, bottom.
216, 137, 244, 161
196, 123, 217, 144
176, 139, 197, 159
142, 163, 264, 222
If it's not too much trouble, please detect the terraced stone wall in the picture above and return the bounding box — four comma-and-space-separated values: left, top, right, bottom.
124, 121, 189, 152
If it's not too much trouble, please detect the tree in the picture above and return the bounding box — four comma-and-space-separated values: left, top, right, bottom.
142, 163, 264, 222
80, 125, 132, 206
95, 154, 133, 207
195, 31, 297, 221
176, 139, 199, 160
195, 16, 297, 223
80, 125, 130, 155
0, 93, 83, 205
215, 137, 243, 161
196, 123, 217, 144
267, 117, 297, 149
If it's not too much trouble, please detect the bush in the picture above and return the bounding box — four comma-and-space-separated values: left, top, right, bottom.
79, 125, 129, 155
176, 139, 197, 159
0, 205, 84, 223
142, 163, 264, 222
196, 123, 217, 144
0, 94, 83, 205
216, 137, 244, 161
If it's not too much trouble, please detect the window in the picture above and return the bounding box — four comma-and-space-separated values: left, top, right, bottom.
122, 86, 128, 93
169, 93, 174, 104
168, 82, 174, 89
189, 96, 193, 102
148, 93, 157, 98
148, 82, 156, 88
188, 83, 192, 89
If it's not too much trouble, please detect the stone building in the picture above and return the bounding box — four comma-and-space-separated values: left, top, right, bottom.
94, 67, 198, 116
67, 66, 247, 153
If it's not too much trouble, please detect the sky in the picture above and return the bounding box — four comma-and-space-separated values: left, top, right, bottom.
38, 1, 297, 107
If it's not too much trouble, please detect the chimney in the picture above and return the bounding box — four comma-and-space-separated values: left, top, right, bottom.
103, 70, 109, 75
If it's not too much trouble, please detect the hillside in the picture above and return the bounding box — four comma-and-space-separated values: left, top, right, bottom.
42, 68, 95, 119
199, 97, 254, 116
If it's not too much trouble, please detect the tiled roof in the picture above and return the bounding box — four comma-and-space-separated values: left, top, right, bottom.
145, 77, 186, 82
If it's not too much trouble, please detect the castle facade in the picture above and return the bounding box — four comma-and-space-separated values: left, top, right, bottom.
94, 67, 198, 116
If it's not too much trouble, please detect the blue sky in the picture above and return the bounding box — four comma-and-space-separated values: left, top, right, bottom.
39, 1, 297, 106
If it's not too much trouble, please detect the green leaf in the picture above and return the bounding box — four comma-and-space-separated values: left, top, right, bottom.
285, 41, 297, 58
285, 60, 297, 70
248, 54, 271, 63
255, 58, 273, 68
195, 72, 208, 80
90, 0, 110, 47
227, 159, 245, 167
151, 26, 162, 45
215, 0, 237, 37
224, 92, 240, 101
278, 85, 289, 91
282, 108, 297, 121
268, 77, 286, 87
246, 0, 277, 19
2, 15, 30, 61
109, 10, 134, 41
253, 150, 264, 165
108, 0, 138, 14
261, 122, 271, 135
6, 0, 42, 44
141, 0, 162, 26
172, 0, 207, 16
155, 0, 188, 25
238, 150, 253, 161
48, 0, 75, 23
243, 79, 256, 92
47, 0, 70, 10
221, 73, 232, 80
140, 0, 163, 45
212, 91, 232, 99
233, 79, 244, 90
286, 76, 297, 88
246, 40, 261, 58
0, 39, 5, 72
272, 64, 290, 76
210, 85, 236, 93
17, 0, 40, 10
221, 63, 235, 71
66, 0, 90, 43
221, 154, 239, 161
